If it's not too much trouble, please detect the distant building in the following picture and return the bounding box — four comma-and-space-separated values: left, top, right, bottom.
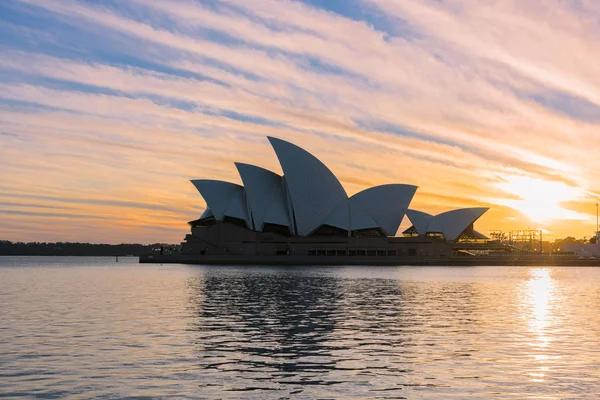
180, 137, 489, 260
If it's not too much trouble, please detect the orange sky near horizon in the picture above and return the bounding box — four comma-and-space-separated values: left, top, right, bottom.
2, 0, 600, 244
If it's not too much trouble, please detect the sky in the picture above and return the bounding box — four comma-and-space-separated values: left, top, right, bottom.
1, 0, 600, 244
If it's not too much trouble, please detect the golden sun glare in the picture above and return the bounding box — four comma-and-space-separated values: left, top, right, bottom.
493, 175, 588, 224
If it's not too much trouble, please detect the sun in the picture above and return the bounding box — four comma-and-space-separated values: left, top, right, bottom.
492, 175, 587, 224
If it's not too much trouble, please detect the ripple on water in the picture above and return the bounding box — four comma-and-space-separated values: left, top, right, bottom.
1, 258, 600, 398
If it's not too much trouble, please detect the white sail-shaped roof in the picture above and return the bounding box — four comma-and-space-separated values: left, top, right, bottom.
223, 187, 251, 226
405, 209, 434, 235
426, 217, 443, 233
471, 230, 489, 239
199, 207, 213, 220
191, 179, 250, 227
191, 180, 242, 220
322, 200, 382, 232
350, 204, 381, 231
263, 188, 291, 229
435, 207, 489, 241
235, 163, 290, 230
281, 177, 296, 233
189, 136, 489, 240
405, 207, 488, 241
321, 200, 350, 230
268, 137, 348, 236
350, 184, 417, 236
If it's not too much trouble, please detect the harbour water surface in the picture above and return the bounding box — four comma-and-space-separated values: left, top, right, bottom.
1, 257, 600, 398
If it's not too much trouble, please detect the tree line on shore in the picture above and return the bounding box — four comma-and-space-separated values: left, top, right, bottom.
1, 235, 596, 256
545, 236, 597, 251
0, 241, 176, 256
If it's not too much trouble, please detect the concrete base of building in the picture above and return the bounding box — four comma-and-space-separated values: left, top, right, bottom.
139, 254, 600, 266
140, 254, 434, 265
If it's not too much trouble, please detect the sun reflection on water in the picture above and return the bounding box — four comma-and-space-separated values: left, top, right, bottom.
527, 269, 554, 338
521, 268, 558, 382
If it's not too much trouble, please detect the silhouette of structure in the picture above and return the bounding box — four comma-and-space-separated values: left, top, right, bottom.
141, 137, 490, 264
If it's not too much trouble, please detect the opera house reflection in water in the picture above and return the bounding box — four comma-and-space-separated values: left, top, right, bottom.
184, 267, 487, 394
186, 269, 342, 385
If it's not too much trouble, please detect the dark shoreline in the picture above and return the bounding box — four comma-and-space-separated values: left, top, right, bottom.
0, 241, 175, 257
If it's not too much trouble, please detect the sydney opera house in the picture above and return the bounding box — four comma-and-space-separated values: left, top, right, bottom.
156, 136, 489, 265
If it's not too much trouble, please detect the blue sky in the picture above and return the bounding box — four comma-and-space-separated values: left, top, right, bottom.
1, 0, 600, 243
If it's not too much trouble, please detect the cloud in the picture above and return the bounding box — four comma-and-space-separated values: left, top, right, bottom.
2, 0, 600, 242
0, 209, 116, 220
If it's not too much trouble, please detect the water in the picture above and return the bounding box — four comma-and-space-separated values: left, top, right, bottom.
1, 257, 600, 399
